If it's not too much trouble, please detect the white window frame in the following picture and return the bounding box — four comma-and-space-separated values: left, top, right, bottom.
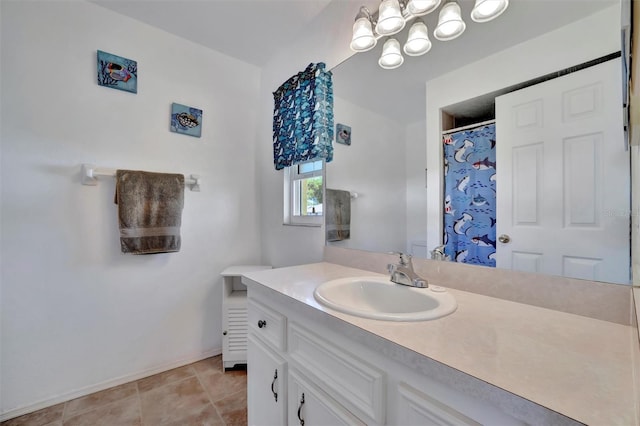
283, 160, 325, 227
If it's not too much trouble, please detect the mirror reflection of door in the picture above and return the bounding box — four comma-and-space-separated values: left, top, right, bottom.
495, 58, 629, 284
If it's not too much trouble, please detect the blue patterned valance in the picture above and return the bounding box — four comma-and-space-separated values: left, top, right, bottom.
273, 62, 334, 170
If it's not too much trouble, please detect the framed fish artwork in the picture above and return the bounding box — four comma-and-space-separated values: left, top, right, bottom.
170, 103, 203, 138
336, 123, 351, 145
96, 50, 137, 93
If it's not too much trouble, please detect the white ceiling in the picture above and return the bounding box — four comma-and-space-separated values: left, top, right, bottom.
92, 0, 619, 124
92, 0, 334, 67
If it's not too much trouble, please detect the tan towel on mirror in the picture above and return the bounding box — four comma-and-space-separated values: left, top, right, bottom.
325, 188, 351, 242
114, 170, 185, 254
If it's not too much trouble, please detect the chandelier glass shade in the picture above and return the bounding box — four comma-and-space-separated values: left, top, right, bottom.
375, 0, 406, 36
433, 2, 465, 41
403, 20, 431, 56
406, 0, 441, 17
349, 0, 509, 69
378, 38, 405, 69
350, 7, 377, 51
470, 0, 509, 22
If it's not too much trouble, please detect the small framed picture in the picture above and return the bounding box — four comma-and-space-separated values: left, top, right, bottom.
97, 50, 137, 94
170, 103, 203, 138
336, 123, 351, 145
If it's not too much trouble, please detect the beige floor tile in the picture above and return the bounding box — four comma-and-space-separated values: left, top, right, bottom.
199, 370, 246, 402
0, 403, 64, 426
137, 365, 195, 393
213, 388, 247, 426
139, 376, 222, 426
191, 356, 222, 376
6, 356, 243, 426
64, 382, 137, 419
63, 396, 140, 426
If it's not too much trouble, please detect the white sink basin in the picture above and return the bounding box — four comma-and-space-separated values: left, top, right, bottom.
313, 276, 457, 321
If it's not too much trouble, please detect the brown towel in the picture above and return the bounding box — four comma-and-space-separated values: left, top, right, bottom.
114, 170, 185, 254
325, 188, 351, 242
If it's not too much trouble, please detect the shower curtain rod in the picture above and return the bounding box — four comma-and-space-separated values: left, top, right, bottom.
441, 119, 496, 135
80, 164, 201, 192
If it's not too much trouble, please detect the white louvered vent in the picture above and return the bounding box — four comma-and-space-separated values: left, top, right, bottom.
227, 306, 248, 353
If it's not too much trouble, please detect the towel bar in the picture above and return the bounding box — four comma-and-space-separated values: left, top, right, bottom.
81, 164, 201, 192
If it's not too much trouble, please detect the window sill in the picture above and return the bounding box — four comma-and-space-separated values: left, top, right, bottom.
282, 222, 322, 228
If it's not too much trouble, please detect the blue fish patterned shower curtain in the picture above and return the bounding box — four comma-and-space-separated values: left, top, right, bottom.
443, 123, 496, 267
272, 62, 334, 170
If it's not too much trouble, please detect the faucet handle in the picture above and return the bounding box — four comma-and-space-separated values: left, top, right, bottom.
390, 251, 411, 266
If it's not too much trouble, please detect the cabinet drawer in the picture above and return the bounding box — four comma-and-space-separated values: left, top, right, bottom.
288, 322, 385, 424
248, 298, 286, 351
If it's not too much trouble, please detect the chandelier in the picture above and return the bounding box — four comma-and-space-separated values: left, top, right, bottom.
350, 0, 509, 69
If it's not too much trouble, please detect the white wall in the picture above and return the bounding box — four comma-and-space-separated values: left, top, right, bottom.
327, 96, 406, 253
425, 5, 622, 253
0, 1, 262, 416
405, 119, 428, 257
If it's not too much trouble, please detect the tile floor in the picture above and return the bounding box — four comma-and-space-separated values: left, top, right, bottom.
1, 356, 247, 426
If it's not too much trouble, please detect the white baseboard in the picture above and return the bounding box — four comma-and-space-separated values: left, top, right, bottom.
0, 347, 222, 422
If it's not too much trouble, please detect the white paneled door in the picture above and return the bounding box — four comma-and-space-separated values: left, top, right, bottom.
495, 58, 630, 284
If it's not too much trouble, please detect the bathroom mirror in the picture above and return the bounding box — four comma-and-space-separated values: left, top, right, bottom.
326, 0, 631, 284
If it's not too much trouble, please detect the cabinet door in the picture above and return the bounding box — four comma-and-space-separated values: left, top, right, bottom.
247, 335, 286, 426
287, 368, 365, 426
223, 302, 248, 368
396, 383, 480, 426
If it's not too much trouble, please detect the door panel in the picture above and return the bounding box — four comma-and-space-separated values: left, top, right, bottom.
496, 58, 629, 283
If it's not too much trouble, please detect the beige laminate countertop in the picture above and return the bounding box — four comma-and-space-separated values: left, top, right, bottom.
243, 262, 638, 426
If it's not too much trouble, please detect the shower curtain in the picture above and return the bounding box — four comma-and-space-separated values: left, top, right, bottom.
442, 123, 496, 267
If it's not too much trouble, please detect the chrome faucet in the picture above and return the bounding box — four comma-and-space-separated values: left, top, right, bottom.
430, 245, 450, 261
387, 252, 428, 288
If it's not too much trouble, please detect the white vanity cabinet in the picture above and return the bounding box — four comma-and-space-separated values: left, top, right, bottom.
247, 296, 381, 426
243, 263, 632, 425
247, 290, 525, 426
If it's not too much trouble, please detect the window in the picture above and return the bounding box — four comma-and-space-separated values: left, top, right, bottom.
284, 160, 324, 226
